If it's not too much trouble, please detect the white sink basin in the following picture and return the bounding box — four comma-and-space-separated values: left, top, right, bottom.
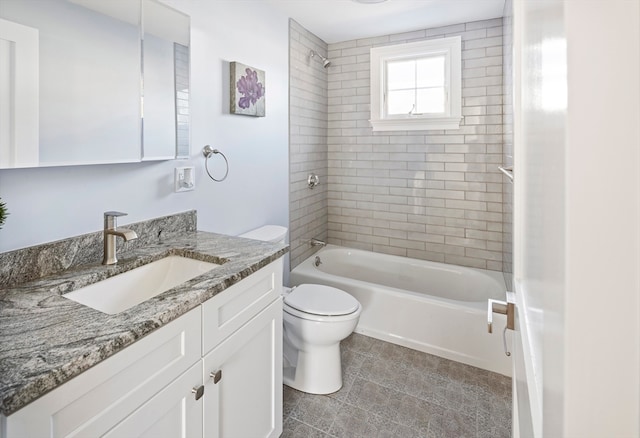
63, 256, 221, 315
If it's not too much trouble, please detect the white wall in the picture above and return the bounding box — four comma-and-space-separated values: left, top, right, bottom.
514, 0, 566, 435
513, 0, 640, 436
563, 1, 639, 436
0, 0, 290, 253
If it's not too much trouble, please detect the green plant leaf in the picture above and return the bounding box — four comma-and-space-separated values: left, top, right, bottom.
0, 197, 8, 230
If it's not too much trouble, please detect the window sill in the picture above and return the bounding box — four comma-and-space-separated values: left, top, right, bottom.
369, 116, 462, 132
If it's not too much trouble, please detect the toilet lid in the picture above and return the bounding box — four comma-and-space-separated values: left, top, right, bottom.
284, 284, 360, 316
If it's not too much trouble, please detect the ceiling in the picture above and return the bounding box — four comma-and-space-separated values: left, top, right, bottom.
265, 0, 506, 44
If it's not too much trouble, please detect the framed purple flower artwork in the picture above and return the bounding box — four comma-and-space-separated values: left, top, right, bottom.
230, 62, 265, 117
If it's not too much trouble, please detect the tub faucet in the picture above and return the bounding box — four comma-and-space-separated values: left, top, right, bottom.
310, 238, 326, 247
103, 211, 138, 265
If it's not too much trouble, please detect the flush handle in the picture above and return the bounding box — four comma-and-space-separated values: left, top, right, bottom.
210, 369, 222, 384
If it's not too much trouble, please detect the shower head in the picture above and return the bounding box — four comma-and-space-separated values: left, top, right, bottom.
309, 50, 331, 68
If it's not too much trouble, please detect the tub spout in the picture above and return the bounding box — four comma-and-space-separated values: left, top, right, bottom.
310, 238, 326, 247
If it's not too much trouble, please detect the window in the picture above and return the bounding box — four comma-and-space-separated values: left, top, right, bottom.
370, 36, 462, 131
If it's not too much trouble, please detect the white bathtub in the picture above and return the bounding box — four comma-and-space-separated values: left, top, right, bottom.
289, 245, 511, 376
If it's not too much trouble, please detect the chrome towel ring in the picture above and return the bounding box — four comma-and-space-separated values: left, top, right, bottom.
203, 145, 229, 182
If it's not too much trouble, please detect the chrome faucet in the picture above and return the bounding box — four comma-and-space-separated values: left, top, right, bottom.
310, 238, 326, 247
102, 211, 138, 265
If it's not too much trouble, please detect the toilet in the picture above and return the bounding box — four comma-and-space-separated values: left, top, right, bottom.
239, 225, 362, 394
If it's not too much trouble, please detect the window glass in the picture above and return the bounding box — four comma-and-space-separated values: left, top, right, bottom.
388, 89, 415, 115
387, 59, 415, 90
386, 55, 446, 116
370, 36, 461, 131
416, 56, 445, 88
417, 87, 445, 113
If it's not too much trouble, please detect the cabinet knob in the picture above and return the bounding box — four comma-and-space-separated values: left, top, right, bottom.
192, 385, 205, 401
210, 369, 222, 384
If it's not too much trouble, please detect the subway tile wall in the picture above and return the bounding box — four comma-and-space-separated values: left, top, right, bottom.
289, 20, 329, 269
326, 18, 505, 271
502, 1, 514, 288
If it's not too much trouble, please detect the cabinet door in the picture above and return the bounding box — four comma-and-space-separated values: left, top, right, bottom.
104, 362, 203, 438
4, 307, 201, 437
202, 259, 283, 354
203, 298, 282, 438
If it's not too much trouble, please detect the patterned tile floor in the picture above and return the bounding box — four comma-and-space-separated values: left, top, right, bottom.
282, 333, 511, 438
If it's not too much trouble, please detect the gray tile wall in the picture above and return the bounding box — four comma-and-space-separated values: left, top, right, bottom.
326, 18, 505, 271
502, 1, 514, 288
289, 20, 329, 269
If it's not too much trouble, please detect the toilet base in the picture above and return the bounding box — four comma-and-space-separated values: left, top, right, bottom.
283, 344, 343, 394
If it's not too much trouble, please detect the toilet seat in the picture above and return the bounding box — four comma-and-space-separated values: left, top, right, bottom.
285, 284, 359, 316
283, 302, 361, 323
284, 284, 360, 316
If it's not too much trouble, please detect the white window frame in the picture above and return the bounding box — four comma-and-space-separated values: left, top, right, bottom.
369, 36, 462, 132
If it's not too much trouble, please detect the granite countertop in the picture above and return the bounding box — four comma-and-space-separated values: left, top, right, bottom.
0, 231, 288, 416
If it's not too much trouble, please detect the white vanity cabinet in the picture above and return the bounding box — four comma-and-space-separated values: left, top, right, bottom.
102, 361, 204, 438
202, 299, 282, 438
201, 258, 283, 438
2, 306, 203, 437
1, 258, 283, 438
202, 259, 283, 438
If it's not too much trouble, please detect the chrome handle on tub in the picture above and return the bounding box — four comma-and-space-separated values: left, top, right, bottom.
502, 326, 511, 357
488, 292, 515, 357
487, 292, 515, 334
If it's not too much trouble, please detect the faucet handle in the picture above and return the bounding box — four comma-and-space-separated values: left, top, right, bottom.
104, 211, 128, 218
104, 211, 128, 229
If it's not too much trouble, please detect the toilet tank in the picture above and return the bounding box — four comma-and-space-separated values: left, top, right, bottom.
239, 225, 288, 244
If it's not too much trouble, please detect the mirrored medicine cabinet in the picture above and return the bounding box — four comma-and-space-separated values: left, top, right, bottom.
0, 0, 190, 169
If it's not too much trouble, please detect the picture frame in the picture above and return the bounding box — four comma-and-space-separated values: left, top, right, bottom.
230, 62, 265, 117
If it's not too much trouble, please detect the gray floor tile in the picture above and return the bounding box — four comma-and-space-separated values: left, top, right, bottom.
289, 392, 343, 433
345, 377, 399, 416
282, 417, 330, 438
329, 403, 425, 438
283, 385, 305, 418
427, 407, 477, 438
281, 333, 512, 438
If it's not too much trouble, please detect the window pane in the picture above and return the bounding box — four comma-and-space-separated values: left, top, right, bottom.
387, 89, 415, 115
416, 87, 445, 113
417, 56, 445, 88
387, 60, 415, 90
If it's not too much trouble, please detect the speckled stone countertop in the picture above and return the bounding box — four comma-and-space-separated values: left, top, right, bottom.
0, 230, 288, 416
